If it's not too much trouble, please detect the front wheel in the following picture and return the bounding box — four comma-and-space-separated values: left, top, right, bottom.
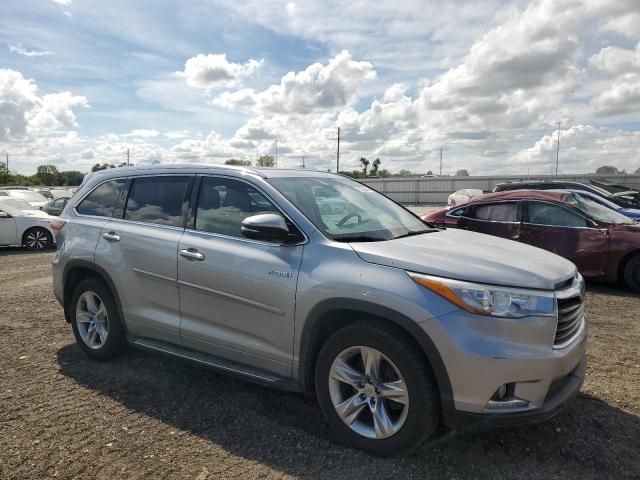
315, 321, 440, 456
623, 255, 640, 292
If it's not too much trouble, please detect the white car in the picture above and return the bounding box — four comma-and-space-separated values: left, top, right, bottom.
3, 189, 50, 210
0, 197, 56, 250
447, 188, 484, 206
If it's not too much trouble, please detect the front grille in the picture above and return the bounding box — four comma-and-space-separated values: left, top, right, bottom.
554, 276, 585, 348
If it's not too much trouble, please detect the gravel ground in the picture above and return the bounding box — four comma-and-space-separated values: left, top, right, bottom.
0, 249, 639, 480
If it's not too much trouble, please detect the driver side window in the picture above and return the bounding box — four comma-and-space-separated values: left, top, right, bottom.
195, 177, 280, 239
524, 202, 587, 227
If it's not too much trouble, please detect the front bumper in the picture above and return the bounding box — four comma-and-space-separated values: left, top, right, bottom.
445, 356, 586, 428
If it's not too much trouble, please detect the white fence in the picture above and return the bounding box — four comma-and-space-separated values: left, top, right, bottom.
359, 174, 640, 205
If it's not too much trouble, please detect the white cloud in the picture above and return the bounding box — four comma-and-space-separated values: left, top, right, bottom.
590, 43, 640, 76
0, 69, 88, 141
8, 44, 54, 57
126, 129, 160, 138
214, 50, 375, 114
211, 88, 257, 109
182, 53, 262, 88
52, 0, 72, 5
592, 74, 640, 116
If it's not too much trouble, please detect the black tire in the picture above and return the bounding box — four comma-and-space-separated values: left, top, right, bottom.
70, 277, 126, 360
315, 321, 440, 456
623, 255, 640, 293
22, 227, 53, 250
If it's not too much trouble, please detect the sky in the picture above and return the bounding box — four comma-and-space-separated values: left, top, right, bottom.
0, 0, 639, 176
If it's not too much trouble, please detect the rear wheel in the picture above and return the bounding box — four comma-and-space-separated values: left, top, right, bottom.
70, 278, 125, 360
315, 321, 440, 456
623, 255, 640, 293
22, 227, 53, 250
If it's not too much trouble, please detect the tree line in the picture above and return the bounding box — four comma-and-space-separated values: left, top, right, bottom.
0, 163, 85, 186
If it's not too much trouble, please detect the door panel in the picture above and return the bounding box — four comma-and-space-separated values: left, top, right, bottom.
0, 217, 17, 245
520, 224, 608, 277
95, 219, 185, 342
178, 232, 302, 376
520, 201, 609, 278
177, 175, 303, 377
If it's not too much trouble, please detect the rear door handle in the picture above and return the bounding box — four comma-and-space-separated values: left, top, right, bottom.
180, 248, 205, 261
102, 232, 120, 242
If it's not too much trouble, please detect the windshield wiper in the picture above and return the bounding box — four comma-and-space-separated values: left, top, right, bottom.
393, 229, 436, 240
334, 235, 386, 243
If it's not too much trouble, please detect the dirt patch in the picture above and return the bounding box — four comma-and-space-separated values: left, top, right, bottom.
0, 249, 639, 479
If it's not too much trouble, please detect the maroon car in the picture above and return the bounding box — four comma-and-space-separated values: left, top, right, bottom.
423, 190, 640, 291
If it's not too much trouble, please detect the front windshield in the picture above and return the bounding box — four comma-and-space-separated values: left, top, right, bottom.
10, 190, 47, 202
568, 193, 633, 224
0, 198, 34, 215
268, 176, 431, 241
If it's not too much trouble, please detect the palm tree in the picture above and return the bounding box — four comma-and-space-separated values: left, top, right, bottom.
360, 157, 370, 175
371, 158, 381, 175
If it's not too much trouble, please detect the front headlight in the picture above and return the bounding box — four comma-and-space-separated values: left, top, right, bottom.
408, 272, 556, 318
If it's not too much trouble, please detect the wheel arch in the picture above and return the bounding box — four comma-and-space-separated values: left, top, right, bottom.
62, 260, 125, 329
618, 248, 640, 286
298, 298, 455, 420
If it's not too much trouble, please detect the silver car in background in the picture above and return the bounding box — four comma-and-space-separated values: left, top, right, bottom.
52, 164, 586, 456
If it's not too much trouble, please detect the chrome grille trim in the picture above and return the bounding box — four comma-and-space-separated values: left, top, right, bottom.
553, 274, 586, 349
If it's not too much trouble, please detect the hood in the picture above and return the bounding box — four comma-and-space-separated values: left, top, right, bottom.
20, 210, 53, 219
350, 229, 576, 290
620, 208, 640, 219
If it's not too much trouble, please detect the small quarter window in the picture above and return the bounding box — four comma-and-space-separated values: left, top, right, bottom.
76, 179, 126, 217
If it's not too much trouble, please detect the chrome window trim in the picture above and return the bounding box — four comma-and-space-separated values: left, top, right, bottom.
187, 173, 309, 247
105, 216, 187, 232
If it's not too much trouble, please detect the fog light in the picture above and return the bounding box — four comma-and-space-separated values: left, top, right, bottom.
496, 384, 508, 400
486, 383, 531, 411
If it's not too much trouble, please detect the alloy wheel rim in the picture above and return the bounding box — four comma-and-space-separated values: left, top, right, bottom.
26, 230, 48, 249
76, 291, 109, 349
328, 346, 409, 440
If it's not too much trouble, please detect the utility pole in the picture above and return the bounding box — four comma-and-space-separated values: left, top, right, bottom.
302, 155, 305, 168
127, 148, 130, 166
274, 140, 278, 168
555, 122, 560, 176
336, 127, 341, 173
439, 147, 443, 176
5, 153, 8, 173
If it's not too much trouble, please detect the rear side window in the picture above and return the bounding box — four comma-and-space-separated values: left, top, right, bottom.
76, 179, 125, 217
472, 203, 518, 222
524, 202, 587, 227
124, 176, 190, 226
195, 176, 279, 238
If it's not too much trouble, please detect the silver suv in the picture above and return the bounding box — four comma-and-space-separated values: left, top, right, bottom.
52, 165, 587, 455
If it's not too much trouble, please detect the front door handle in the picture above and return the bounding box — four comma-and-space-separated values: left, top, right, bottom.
180, 248, 205, 261
102, 232, 120, 242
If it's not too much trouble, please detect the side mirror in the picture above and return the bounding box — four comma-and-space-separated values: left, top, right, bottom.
0, 211, 10, 218
241, 213, 290, 242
